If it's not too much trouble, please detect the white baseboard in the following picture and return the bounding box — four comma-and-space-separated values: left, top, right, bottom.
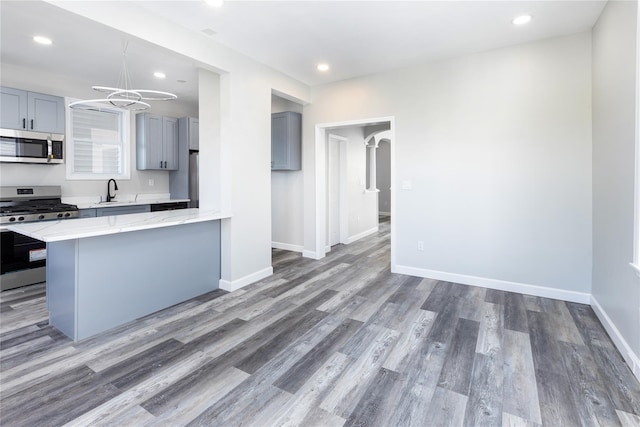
392, 264, 591, 304
302, 250, 322, 260
591, 296, 640, 382
347, 226, 379, 244
219, 266, 273, 292
271, 241, 304, 253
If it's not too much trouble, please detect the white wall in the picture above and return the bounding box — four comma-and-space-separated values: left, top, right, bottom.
304, 32, 593, 301
0, 63, 197, 199
271, 95, 304, 251
592, 0, 640, 379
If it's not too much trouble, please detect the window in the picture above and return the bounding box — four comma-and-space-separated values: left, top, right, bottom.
66, 99, 130, 180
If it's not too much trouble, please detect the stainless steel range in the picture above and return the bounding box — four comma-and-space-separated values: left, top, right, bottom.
0, 186, 79, 291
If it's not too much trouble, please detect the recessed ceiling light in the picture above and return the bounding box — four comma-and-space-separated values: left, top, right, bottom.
317, 63, 330, 72
33, 36, 53, 45
154, 71, 166, 79
512, 15, 532, 25
205, 0, 223, 7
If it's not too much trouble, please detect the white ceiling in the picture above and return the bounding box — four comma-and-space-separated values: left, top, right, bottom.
136, 0, 607, 85
1, 1, 607, 106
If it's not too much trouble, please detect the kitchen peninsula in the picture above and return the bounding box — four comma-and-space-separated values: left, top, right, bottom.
8, 209, 231, 341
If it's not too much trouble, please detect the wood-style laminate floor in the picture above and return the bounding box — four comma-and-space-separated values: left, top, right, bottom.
1, 217, 640, 426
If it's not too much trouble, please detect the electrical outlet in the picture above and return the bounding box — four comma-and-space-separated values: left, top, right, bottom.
417, 241, 424, 251
148, 179, 154, 187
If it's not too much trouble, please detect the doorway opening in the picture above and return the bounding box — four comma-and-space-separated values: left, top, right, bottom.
313, 117, 395, 268
271, 93, 304, 259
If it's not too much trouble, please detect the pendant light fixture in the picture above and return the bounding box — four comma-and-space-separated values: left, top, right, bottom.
69, 40, 177, 111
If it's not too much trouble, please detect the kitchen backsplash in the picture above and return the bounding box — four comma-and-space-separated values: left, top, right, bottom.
0, 161, 170, 199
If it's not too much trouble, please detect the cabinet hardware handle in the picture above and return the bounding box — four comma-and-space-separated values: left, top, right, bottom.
160, 161, 163, 168
164, 161, 167, 168
30, 119, 34, 130
22, 118, 26, 129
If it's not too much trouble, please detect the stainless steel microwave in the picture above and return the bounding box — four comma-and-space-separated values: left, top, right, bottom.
0, 128, 64, 164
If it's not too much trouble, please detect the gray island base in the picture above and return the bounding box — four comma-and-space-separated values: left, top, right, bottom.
8, 209, 227, 341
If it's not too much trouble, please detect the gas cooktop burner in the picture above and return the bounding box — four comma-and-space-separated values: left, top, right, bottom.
0, 186, 79, 225
1, 203, 78, 215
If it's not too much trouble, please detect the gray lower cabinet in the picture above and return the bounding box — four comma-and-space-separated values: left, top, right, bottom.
78, 205, 151, 218
78, 209, 97, 218
136, 113, 179, 170
0, 87, 65, 134
95, 205, 151, 217
271, 111, 301, 171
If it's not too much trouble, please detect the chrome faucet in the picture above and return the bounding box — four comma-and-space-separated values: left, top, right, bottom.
106, 179, 118, 202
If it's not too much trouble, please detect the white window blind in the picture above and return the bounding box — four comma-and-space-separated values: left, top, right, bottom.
66, 99, 130, 180
72, 109, 122, 174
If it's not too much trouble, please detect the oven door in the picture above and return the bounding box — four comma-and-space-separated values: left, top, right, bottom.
0, 229, 46, 291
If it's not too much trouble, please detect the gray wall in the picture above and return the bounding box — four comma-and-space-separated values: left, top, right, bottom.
592, 0, 639, 373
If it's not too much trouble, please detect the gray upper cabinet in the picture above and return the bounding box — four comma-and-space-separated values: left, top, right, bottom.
1, 87, 65, 134
182, 117, 199, 151
163, 116, 179, 170
136, 113, 178, 170
271, 111, 301, 171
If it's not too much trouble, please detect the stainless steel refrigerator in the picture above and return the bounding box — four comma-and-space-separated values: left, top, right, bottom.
169, 118, 199, 207
170, 149, 199, 208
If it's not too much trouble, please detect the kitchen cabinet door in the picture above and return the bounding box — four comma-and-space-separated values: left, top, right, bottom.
163, 116, 179, 170
0, 87, 28, 130
27, 91, 65, 134
1, 87, 65, 134
95, 205, 151, 217
137, 113, 178, 170
271, 111, 301, 171
188, 117, 199, 150
77, 209, 97, 218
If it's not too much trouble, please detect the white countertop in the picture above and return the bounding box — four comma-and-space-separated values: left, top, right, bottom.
7, 209, 231, 242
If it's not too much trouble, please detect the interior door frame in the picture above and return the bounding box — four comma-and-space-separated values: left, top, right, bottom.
312, 116, 395, 266
326, 133, 348, 251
